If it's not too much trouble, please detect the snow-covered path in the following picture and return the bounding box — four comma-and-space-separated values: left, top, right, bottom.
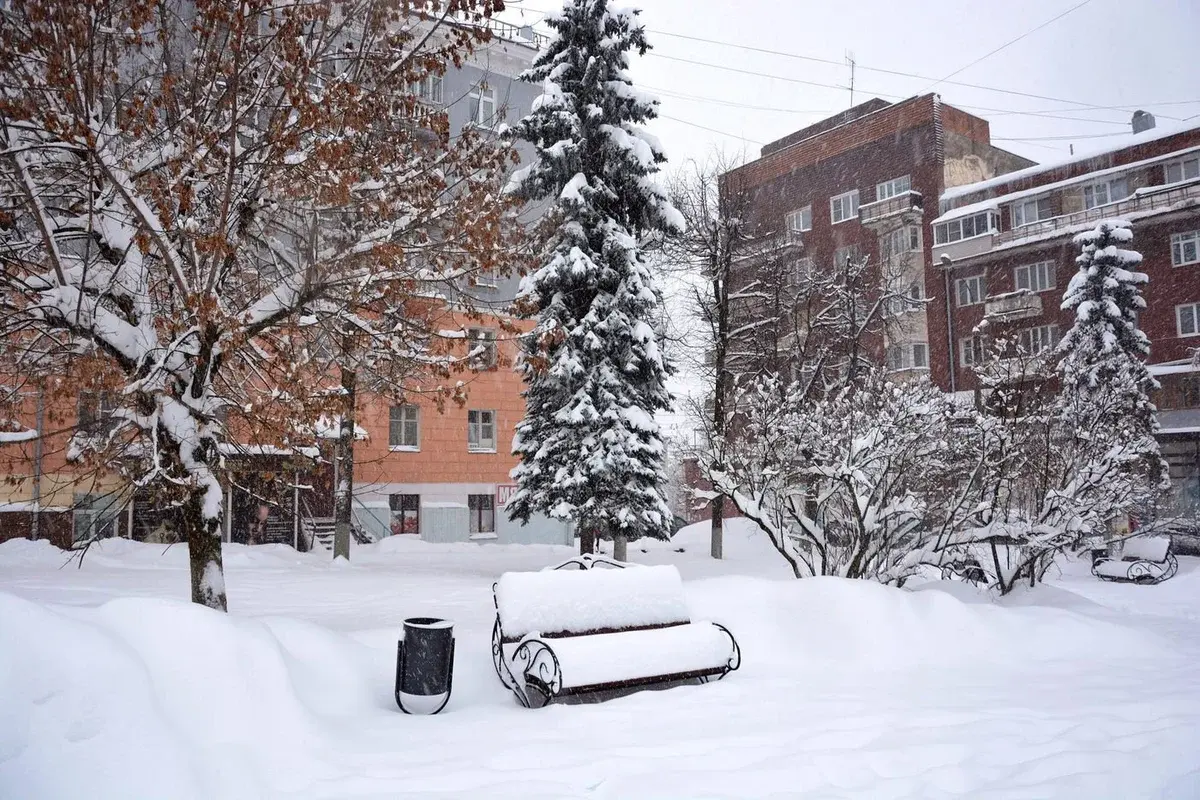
3, 523, 1200, 798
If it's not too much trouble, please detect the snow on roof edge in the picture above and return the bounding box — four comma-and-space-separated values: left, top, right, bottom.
942, 121, 1200, 205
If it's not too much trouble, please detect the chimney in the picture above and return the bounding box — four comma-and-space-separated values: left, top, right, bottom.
1132, 110, 1156, 134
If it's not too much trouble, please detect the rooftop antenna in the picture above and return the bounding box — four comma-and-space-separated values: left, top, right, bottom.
846, 51, 856, 107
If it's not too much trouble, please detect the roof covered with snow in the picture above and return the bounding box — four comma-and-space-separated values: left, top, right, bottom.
941, 121, 1200, 207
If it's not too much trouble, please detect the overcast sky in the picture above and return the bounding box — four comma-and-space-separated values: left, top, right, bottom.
496, 0, 1200, 438
499, 0, 1200, 169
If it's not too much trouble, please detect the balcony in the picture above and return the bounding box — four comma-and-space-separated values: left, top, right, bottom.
984, 290, 1042, 322
995, 179, 1200, 246
859, 190, 923, 227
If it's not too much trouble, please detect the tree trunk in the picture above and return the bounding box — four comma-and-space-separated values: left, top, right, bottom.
184, 490, 228, 611
710, 495, 724, 560
613, 531, 628, 562
579, 525, 595, 555
333, 363, 356, 561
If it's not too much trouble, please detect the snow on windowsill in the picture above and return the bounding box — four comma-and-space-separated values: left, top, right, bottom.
469, 532, 498, 541
388, 446, 420, 453
468, 447, 498, 454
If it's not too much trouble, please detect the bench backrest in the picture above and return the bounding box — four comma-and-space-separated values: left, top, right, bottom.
495, 564, 691, 640
1121, 535, 1170, 562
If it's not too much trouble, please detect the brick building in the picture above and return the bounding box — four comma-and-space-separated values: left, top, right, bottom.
715, 95, 1200, 521
0, 20, 571, 550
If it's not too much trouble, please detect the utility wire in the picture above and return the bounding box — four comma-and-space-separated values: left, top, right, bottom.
923, 0, 1095, 91
658, 114, 764, 146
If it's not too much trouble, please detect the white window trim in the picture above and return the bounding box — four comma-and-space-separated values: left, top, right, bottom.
1171, 230, 1200, 267
468, 85, 498, 127
1011, 195, 1052, 228
468, 327, 497, 368
1018, 324, 1060, 355
388, 404, 420, 451
1165, 156, 1200, 185
933, 211, 998, 246
1014, 261, 1056, 293
960, 336, 983, 367
876, 175, 911, 201
830, 190, 860, 225
1082, 176, 1128, 210
956, 275, 985, 307
1177, 303, 1200, 338
468, 409, 497, 453
786, 205, 812, 234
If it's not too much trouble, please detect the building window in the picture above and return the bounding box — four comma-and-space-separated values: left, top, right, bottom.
956, 275, 986, 306
389, 494, 420, 535
833, 243, 863, 267
468, 409, 496, 452
886, 342, 928, 371
415, 73, 443, 104
879, 226, 921, 263
786, 205, 812, 234
830, 190, 860, 225
886, 281, 924, 315
789, 256, 814, 288
1172, 230, 1200, 266
1011, 196, 1052, 227
468, 493, 495, 534
876, 175, 911, 201
934, 211, 998, 245
468, 85, 497, 126
1083, 176, 1128, 210
1014, 261, 1055, 293
468, 328, 497, 368
960, 336, 984, 367
389, 404, 420, 449
77, 391, 118, 435
1180, 377, 1200, 408
1178, 303, 1200, 337
1165, 156, 1200, 185
1018, 324, 1060, 355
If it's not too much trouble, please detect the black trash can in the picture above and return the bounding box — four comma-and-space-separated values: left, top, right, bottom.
395, 617, 455, 715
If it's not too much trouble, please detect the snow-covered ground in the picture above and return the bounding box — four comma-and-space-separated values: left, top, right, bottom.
3, 521, 1200, 799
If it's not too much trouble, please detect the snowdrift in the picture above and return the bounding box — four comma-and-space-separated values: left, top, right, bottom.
0, 563, 1176, 798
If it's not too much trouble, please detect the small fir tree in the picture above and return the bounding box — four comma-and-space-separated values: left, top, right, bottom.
505, 0, 682, 559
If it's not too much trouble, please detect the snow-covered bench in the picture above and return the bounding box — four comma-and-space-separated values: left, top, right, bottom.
490, 560, 740, 708
1091, 535, 1178, 584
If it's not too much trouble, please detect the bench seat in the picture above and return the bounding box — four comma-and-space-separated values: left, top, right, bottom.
491, 559, 740, 707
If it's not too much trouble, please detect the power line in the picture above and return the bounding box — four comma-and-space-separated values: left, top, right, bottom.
648, 53, 1140, 127
658, 114, 764, 146
924, 0, 1095, 91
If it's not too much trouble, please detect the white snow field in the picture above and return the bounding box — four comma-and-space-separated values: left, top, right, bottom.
3, 520, 1200, 799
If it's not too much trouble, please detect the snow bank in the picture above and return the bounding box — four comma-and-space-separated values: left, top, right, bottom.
496, 564, 690, 637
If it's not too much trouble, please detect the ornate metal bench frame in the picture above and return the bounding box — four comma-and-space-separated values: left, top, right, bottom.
490, 557, 741, 708
1091, 549, 1179, 585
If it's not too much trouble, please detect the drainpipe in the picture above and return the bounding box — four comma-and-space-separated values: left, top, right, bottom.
941, 254, 957, 394
30, 382, 44, 541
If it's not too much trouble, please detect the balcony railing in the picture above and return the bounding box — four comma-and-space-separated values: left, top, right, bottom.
482, 18, 549, 48
859, 190, 923, 226
996, 179, 1200, 246
984, 290, 1042, 322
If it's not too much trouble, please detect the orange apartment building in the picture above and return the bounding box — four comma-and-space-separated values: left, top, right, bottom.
0, 21, 573, 550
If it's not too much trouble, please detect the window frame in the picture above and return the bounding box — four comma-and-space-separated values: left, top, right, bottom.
829, 189, 860, 225
1165, 156, 1200, 185
1177, 303, 1200, 337
467, 409, 497, 452
1011, 195, 1052, 228
1082, 176, 1129, 210
833, 243, 862, 266
956, 275, 986, 307
467, 327, 497, 369
468, 85, 498, 127
933, 211, 998, 245
960, 336, 984, 367
1171, 230, 1200, 267
876, 175, 912, 202
468, 493, 496, 535
1018, 324, 1060, 355
388, 404, 420, 450
389, 494, 420, 535
786, 205, 812, 234
1014, 260, 1056, 293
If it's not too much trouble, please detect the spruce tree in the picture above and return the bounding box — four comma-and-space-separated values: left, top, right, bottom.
505, 0, 682, 558
1057, 219, 1167, 519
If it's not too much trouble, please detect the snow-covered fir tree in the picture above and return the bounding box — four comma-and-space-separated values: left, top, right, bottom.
1057, 219, 1167, 500
505, 0, 682, 559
